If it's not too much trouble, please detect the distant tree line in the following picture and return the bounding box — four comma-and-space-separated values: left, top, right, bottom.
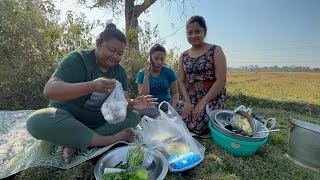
228, 65, 320, 72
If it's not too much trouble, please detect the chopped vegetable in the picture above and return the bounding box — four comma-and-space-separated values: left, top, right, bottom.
102, 169, 147, 180
103, 146, 146, 180
103, 171, 132, 180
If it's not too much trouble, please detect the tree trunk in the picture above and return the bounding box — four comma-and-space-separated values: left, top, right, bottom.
124, 0, 157, 50
125, 0, 139, 50
123, 0, 157, 96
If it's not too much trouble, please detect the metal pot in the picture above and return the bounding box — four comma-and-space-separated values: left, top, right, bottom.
288, 118, 320, 169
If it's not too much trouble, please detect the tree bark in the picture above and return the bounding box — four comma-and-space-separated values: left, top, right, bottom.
124, 0, 157, 91
124, 0, 157, 50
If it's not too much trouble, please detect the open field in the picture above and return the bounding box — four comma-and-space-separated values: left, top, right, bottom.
7, 72, 320, 180
227, 72, 320, 105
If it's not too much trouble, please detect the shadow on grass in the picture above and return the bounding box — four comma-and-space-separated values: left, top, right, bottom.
227, 94, 320, 117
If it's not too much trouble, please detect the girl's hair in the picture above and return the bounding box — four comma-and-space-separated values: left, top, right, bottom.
186, 15, 207, 35
149, 44, 166, 59
99, 23, 126, 44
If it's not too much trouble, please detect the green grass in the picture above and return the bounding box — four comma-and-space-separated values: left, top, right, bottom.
9, 106, 319, 180
8, 72, 320, 179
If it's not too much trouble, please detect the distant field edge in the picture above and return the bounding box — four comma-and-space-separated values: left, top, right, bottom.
227, 71, 320, 74
227, 94, 320, 117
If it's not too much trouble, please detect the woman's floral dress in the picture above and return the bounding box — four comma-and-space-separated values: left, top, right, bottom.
176, 45, 227, 135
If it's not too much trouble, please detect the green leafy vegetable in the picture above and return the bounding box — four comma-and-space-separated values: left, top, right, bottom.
127, 146, 144, 167
102, 170, 145, 180
103, 146, 146, 180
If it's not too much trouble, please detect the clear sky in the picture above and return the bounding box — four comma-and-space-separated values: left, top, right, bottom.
56, 0, 320, 68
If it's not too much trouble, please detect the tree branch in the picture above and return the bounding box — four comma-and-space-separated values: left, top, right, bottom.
135, 0, 157, 17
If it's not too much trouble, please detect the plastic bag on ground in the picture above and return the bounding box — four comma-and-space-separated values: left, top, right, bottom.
141, 101, 205, 172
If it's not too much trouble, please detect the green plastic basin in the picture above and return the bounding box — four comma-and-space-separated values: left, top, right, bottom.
209, 121, 268, 156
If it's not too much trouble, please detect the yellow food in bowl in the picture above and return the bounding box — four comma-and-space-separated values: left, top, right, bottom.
235, 116, 253, 133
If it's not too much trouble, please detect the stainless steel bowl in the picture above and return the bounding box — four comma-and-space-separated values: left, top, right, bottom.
207, 110, 269, 142
209, 118, 269, 142
94, 145, 168, 180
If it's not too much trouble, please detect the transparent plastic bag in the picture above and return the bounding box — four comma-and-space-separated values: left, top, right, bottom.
141, 101, 205, 172
233, 105, 252, 115
101, 80, 128, 124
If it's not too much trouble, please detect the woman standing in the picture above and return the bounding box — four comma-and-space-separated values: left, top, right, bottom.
177, 16, 227, 135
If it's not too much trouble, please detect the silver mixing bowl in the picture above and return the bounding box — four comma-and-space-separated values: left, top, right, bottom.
94, 145, 168, 180
207, 110, 269, 142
